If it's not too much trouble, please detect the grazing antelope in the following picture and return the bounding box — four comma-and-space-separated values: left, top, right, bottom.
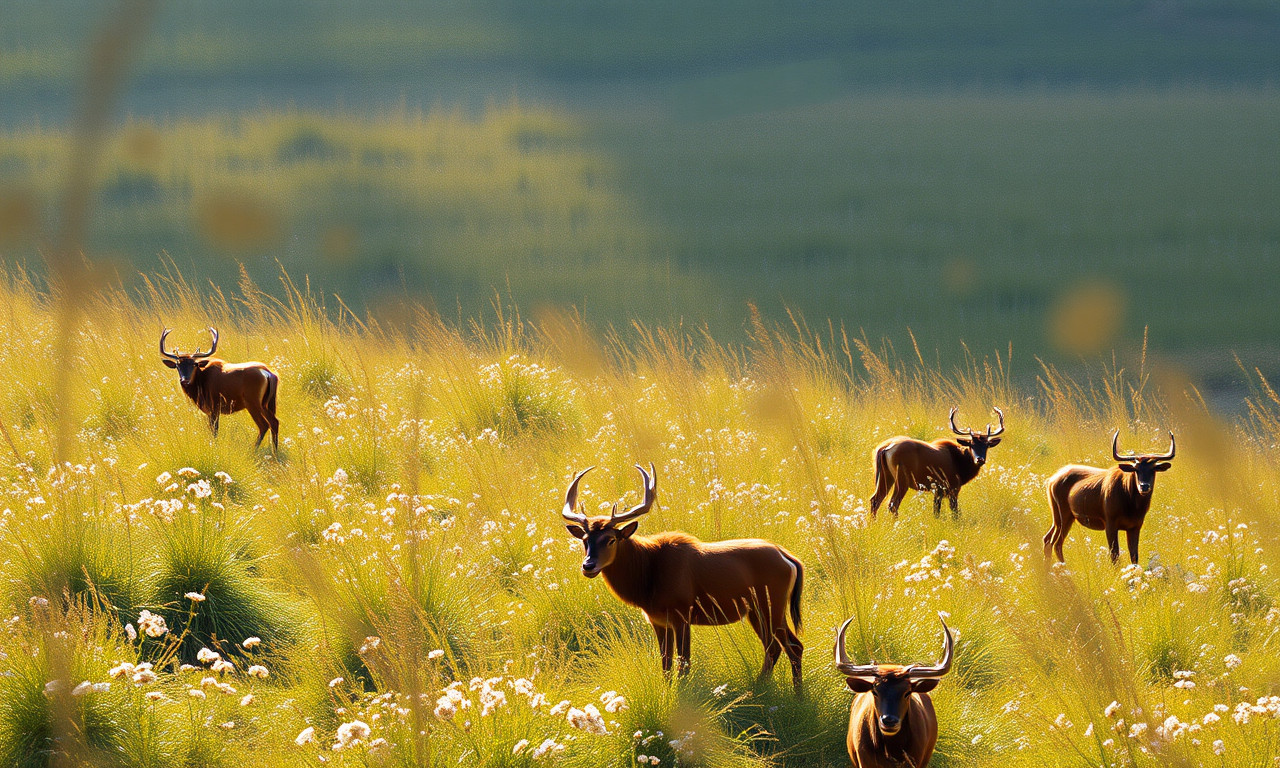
834, 614, 953, 768
869, 407, 1005, 520
160, 327, 280, 451
1043, 431, 1175, 565
561, 464, 805, 691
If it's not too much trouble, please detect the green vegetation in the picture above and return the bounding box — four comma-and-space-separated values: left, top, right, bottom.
1, 270, 1280, 765
3, 92, 1279, 383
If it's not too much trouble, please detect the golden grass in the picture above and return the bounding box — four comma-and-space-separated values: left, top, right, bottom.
1, 266, 1279, 766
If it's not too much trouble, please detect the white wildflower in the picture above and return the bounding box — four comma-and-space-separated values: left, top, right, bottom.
137, 610, 168, 638
335, 720, 371, 746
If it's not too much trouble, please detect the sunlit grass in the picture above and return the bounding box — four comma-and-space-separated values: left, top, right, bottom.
0, 267, 1279, 765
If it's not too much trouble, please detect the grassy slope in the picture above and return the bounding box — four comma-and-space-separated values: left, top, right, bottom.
4, 92, 1279, 382
0, 270, 1279, 766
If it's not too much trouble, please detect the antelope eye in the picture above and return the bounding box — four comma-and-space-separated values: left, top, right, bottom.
605, 538, 615, 546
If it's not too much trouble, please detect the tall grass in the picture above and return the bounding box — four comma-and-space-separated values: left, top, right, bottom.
0, 267, 1278, 766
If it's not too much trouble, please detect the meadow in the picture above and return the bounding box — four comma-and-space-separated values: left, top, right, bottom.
3, 267, 1280, 767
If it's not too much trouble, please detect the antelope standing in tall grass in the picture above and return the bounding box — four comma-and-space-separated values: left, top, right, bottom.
561, 464, 805, 691
160, 327, 280, 451
1043, 431, 1175, 564
869, 407, 1005, 519
833, 614, 953, 768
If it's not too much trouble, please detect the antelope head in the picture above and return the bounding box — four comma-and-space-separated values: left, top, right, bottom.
561, 464, 657, 578
160, 327, 219, 386
834, 614, 953, 736
1113, 431, 1175, 495
949, 406, 1005, 466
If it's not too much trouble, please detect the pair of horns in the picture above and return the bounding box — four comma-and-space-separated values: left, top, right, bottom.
950, 406, 1004, 437
834, 614, 953, 680
562, 463, 657, 527
160, 327, 218, 360
1112, 430, 1175, 463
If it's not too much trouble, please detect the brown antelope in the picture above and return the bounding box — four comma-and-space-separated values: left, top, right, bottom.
834, 614, 953, 768
160, 327, 280, 451
869, 407, 1005, 520
1043, 431, 1175, 565
561, 464, 805, 691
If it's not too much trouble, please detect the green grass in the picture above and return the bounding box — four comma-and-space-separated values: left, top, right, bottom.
0, 269, 1279, 765
3, 90, 1279, 388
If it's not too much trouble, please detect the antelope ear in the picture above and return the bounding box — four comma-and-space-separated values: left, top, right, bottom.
196, 360, 212, 370
911, 678, 940, 693
565, 524, 586, 540
956, 438, 972, 447
618, 521, 640, 539
1154, 462, 1171, 472
987, 437, 1001, 447
845, 677, 874, 693
162, 359, 178, 369
1118, 463, 1136, 472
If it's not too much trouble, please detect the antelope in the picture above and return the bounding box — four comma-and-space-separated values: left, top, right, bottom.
160, 327, 280, 451
561, 464, 805, 691
869, 407, 1005, 520
1043, 431, 1175, 565
834, 614, 953, 768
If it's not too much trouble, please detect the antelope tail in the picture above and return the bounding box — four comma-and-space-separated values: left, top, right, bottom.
783, 549, 804, 634
873, 444, 890, 494
263, 371, 279, 415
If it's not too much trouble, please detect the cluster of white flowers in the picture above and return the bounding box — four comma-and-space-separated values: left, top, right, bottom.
137, 610, 168, 638
898, 540, 957, 595
1232, 696, 1280, 725
334, 720, 371, 750
71, 680, 109, 696
530, 738, 565, 760
566, 703, 608, 734
600, 690, 628, 713
667, 731, 697, 759
1173, 670, 1196, 689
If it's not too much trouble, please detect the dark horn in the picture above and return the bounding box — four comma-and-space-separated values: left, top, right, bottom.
562, 467, 594, 526
159, 328, 179, 361
194, 327, 218, 359
907, 614, 954, 679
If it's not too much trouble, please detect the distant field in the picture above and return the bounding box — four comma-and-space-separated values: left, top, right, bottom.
2, 90, 1278, 391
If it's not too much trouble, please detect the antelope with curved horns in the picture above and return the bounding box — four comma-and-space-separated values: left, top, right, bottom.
834, 614, 953, 768
1043, 431, 1175, 565
160, 327, 280, 451
561, 464, 805, 691
869, 407, 1005, 520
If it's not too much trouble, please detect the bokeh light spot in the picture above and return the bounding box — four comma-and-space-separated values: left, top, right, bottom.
0, 191, 38, 247
195, 193, 282, 252
1048, 280, 1126, 355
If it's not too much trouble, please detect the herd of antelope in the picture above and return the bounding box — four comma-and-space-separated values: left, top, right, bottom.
159, 327, 1179, 768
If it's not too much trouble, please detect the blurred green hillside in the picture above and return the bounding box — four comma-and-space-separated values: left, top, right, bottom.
1, 0, 1279, 394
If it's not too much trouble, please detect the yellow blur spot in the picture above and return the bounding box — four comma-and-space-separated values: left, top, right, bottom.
122, 124, 163, 166
0, 191, 38, 246
195, 193, 282, 252
1048, 281, 1125, 355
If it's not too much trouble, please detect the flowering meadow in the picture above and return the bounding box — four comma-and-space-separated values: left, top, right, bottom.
2, 268, 1280, 767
